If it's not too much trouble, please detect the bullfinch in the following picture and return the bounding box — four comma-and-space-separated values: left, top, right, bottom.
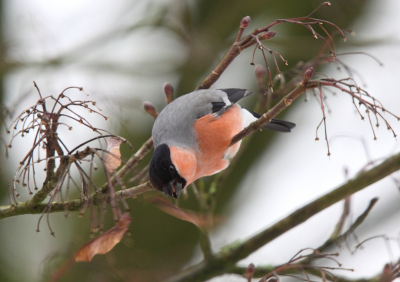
149, 88, 295, 198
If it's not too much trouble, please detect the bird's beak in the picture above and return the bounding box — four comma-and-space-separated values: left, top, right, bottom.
163, 182, 174, 198
173, 181, 183, 198
162, 181, 183, 199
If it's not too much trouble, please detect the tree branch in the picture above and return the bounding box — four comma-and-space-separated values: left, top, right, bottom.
196, 43, 242, 90
165, 151, 400, 282
229, 265, 381, 282
230, 71, 318, 146
0, 134, 154, 220
26, 155, 70, 209
317, 197, 378, 252
99, 137, 153, 193
0, 181, 154, 220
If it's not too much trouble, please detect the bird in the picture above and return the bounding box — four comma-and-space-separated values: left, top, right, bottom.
149, 88, 295, 198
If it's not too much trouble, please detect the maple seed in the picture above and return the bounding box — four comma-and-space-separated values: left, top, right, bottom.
240, 16, 251, 28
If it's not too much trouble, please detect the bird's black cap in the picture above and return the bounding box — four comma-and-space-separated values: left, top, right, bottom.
149, 144, 186, 198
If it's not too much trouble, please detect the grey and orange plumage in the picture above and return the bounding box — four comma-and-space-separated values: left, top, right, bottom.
149, 88, 295, 198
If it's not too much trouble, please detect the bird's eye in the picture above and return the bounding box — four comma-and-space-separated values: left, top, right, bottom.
169, 165, 175, 173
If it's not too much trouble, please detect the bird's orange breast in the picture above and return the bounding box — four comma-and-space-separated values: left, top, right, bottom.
193, 105, 243, 177
169, 146, 197, 185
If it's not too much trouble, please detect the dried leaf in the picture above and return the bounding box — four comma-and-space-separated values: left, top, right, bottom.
149, 197, 224, 229
74, 212, 132, 262
104, 137, 122, 173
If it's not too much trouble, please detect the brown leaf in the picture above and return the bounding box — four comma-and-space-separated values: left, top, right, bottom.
74, 212, 132, 262
104, 137, 122, 173
149, 197, 224, 229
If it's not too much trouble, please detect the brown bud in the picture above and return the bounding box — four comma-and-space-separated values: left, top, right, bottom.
240, 16, 251, 28
245, 263, 255, 278
143, 101, 158, 119
304, 67, 314, 81
163, 83, 174, 104
284, 98, 293, 106
258, 31, 276, 40
255, 65, 266, 80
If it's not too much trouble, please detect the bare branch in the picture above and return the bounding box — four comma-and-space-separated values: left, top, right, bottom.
164, 151, 400, 282
230, 70, 319, 146
0, 182, 154, 219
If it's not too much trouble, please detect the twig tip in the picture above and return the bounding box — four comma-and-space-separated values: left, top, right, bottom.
143, 101, 158, 119
240, 16, 251, 28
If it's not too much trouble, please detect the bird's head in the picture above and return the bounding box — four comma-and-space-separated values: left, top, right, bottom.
149, 144, 187, 198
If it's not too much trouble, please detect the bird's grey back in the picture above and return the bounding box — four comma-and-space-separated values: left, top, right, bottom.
152, 89, 229, 150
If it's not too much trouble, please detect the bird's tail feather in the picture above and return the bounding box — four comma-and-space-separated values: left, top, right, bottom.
247, 110, 296, 133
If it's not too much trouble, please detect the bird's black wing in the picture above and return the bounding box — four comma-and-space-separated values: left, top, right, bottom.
248, 110, 296, 133
211, 89, 254, 115
219, 88, 254, 104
